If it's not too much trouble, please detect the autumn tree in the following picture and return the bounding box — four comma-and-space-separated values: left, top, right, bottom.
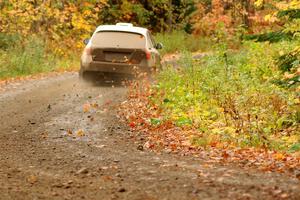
99, 0, 195, 32
246, 0, 300, 87
191, 0, 257, 36
0, 0, 196, 53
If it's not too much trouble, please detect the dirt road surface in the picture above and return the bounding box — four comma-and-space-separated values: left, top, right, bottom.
0, 73, 299, 200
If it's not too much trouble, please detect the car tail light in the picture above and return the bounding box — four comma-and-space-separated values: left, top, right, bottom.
145, 51, 151, 60
84, 47, 92, 55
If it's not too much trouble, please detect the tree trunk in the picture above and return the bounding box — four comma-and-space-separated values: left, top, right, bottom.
242, 0, 251, 28
167, 0, 173, 32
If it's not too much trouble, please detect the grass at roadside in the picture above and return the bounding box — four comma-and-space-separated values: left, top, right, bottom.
155, 41, 299, 151
122, 39, 300, 153
155, 31, 213, 56
0, 34, 79, 80
118, 39, 300, 173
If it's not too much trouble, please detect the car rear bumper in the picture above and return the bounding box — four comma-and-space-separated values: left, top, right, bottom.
81, 61, 152, 75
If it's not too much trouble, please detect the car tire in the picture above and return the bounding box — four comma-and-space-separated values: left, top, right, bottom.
79, 68, 84, 79
79, 69, 93, 82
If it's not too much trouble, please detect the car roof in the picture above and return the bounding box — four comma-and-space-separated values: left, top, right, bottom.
95, 23, 148, 36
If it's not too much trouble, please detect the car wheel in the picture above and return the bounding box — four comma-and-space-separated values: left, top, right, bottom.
79, 68, 84, 79
79, 69, 93, 82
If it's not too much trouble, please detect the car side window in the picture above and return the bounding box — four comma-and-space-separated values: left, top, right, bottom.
146, 32, 154, 49
149, 32, 156, 48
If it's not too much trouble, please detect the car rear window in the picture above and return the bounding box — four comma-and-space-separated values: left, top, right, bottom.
91, 31, 146, 49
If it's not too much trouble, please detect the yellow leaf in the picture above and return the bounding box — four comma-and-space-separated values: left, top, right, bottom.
76, 129, 85, 137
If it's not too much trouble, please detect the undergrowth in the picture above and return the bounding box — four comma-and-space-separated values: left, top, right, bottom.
155, 31, 213, 56
0, 34, 78, 80
151, 40, 299, 152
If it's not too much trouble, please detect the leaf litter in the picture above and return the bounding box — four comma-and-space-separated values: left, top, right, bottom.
118, 79, 300, 177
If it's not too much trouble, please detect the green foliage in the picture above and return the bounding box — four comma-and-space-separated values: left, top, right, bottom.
289, 143, 300, 152
191, 136, 209, 148
152, 41, 299, 151
0, 0, 198, 80
284, 19, 300, 38
243, 31, 293, 43
277, 9, 300, 19
276, 49, 300, 72
0, 34, 76, 79
0, 0, 195, 41
176, 117, 192, 127
271, 44, 300, 88
245, 4, 300, 43
155, 31, 212, 55
150, 118, 162, 126
243, 3, 300, 90
0, 33, 20, 50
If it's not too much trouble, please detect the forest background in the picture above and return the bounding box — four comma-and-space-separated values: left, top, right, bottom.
0, 0, 289, 77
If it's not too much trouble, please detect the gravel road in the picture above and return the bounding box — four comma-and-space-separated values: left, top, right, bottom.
0, 72, 299, 200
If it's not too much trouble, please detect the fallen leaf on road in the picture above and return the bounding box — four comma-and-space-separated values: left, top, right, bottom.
76, 168, 89, 174
76, 129, 85, 137
27, 175, 38, 184
67, 129, 73, 135
83, 103, 91, 113
101, 175, 112, 181
40, 132, 48, 139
